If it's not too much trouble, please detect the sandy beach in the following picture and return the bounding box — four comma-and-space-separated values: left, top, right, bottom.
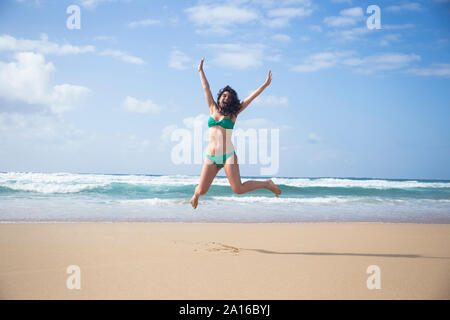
0, 222, 449, 299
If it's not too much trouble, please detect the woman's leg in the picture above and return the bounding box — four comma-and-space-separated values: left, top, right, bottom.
190, 160, 221, 209
223, 154, 281, 196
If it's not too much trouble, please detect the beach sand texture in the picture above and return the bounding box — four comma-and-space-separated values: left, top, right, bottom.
1, 222, 449, 299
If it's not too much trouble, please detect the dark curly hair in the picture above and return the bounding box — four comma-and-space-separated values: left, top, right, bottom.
216, 85, 242, 118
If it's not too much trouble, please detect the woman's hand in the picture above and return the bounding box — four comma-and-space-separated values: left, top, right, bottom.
263, 70, 272, 87
198, 57, 205, 72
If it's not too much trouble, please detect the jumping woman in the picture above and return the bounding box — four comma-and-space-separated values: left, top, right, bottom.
190, 58, 282, 209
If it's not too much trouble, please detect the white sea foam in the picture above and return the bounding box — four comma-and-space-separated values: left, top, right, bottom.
0, 172, 198, 193
112, 196, 447, 206
0, 172, 449, 194
270, 177, 450, 189
209, 196, 410, 204
117, 198, 186, 205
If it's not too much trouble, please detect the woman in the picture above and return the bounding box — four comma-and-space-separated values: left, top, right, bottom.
190, 58, 281, 209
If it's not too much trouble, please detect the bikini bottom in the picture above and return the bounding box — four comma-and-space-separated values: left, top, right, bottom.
205, 151, 236, 169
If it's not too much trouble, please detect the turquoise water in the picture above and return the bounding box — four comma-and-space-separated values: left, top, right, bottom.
1, 172, 449, 223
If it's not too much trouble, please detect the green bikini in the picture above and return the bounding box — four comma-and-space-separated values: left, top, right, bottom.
206, 116, 236, 168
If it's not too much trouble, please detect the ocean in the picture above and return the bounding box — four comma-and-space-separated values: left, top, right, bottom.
0, 172, 449, 223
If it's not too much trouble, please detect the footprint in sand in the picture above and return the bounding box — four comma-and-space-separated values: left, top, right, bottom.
204, 241, 240, 255
173, 240, 240, 255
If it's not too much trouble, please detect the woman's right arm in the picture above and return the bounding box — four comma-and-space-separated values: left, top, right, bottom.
198, 58, 216, 110
238, 70, 272, 116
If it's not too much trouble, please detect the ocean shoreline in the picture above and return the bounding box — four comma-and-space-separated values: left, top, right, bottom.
1, 220, 450, 224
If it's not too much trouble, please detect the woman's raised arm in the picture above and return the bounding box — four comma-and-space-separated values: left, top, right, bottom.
198, 58, 216, 110
238, 70, 272, 116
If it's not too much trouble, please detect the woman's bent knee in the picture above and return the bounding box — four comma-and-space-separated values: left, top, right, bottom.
232, 185, 244, 194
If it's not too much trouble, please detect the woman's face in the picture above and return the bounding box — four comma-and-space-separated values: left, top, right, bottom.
219, 91, 231, 107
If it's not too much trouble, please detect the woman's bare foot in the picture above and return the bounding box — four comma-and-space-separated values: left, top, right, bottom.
190, 194, 199, 209
267, 179, 281, 197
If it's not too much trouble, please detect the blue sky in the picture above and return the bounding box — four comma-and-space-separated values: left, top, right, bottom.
0, 0, 449, 179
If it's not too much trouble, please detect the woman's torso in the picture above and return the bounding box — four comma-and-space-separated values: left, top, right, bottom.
207, 104, 237, 155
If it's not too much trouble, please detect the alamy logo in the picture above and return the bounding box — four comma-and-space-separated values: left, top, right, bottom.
66, 5, 81, 30
170, 122, 280, 175
366, 265, 381, 290
366, 5, 381, 30
66, 265, 81, 290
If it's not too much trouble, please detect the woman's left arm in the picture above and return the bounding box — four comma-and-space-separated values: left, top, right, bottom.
238, 70, 272, 115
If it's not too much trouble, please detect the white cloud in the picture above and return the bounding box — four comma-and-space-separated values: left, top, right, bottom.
0, 52, 89, 113
308, 25, 322, 32
159, 114, 210, 154
0, 34, 95, 55
0, 112, 87, 145
307, 133, 321, 143
407, 63, 450, 77
122, 134, 152, 153
249, 0, 312, 7
169, 50, 191, 70
14, 0, 41, 6
123, 96, 162, 114
182, 114, 210, 129
0, 34, 148, 66
323, 7, 364, 27
264, 7, 313, 28
0, 112, 154, 163
214, 49, 263, 69
99, 49, 145, 64
342, 53, 421, 73
50, 84, 91, 113
330, 0, 352, 4
382, 24, 415, 30
77, 0, 131, 9
292, 51, 355, 72
160, 124, 179, 142
380, 33, 402, 46
93, 35, 118, 44
340, 7, 364, 17
238, 118, 274, 129
204, 43, 266, 69
292, 51, 421, 74
267, 7, 312, 18
280, 0, 312, 5
127, 19, 160, 28
185, 5, 258, 34
185, 1, 314, 32
385, 3, 423, 12
328, 26, 369, 42
236, 117, 291, 131
271, 33, 291, 42
252, 94, 289, 106
160, 114, 209, 146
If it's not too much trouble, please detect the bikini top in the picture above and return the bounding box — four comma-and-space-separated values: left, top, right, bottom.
208, 116, 235, 129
